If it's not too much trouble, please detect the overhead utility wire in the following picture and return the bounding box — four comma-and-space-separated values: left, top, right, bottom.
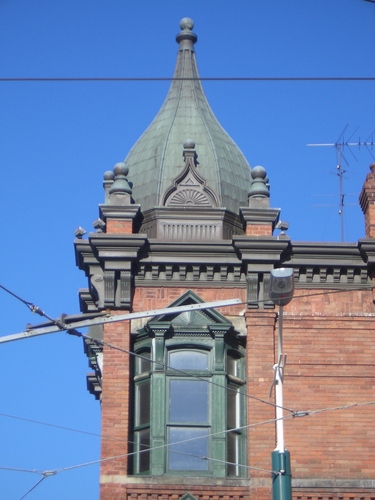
19, 476, 48, 500
0, 77, 374, 82
1, 280, 374, 496
6, 399, 374, 482
0, 284, 290, 411
2, 399, 374, 496
0, 412, 104, 440
83, 331, 294, 413
42, 399, 375, 473
1, 284, 373, 415
0, 284, 50, 319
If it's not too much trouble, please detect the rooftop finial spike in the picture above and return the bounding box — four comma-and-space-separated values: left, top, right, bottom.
176, 18, 197, 48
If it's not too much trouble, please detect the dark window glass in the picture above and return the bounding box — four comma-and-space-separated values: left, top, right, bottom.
227, 432, 239, 476
169, 427, 208, 471
169, 350, 208, 371
136, 428, 150, 473
136, 380, 150, 426
227, 386, 238, 429
136, 352, 151, 375
169, 380, 209, 423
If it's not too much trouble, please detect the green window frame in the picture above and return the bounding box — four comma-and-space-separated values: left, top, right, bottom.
131, 295, 246, 477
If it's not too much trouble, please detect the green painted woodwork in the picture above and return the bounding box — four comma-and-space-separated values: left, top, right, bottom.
131, 291, 246, 477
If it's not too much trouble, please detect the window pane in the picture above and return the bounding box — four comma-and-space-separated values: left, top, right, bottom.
227, 353, 238, 377
227, 431, 239, 476
136, 428, 150, 473
227, 386, 238, 429
136, 352, 151, 375
136, 380, 150, 426
169, 350, 208, 371
169, 380, 209, 423
169, 427, 208, 471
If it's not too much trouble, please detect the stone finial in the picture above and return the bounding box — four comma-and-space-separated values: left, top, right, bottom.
183, 139, 197, 163
109, 163, 131, 195
93, 218, 106, 233
183, 139, 195, 149
247, 166, 270, 210
176, 18, 197, 47
74, 226, 86, 239
103, 170, 115, 203
180, 18, 194, 31
249, 166, 270, 199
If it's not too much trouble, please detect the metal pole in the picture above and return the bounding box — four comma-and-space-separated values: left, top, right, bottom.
275, 306, 284, 452
272, 305, 292, 500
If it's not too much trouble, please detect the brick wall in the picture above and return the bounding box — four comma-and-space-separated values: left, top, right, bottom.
106, 219, 133, 234
100, 311, 131, 496
245, 224, 273, 236
282, 288, 375, 483
99, 285, 375, 499
132, 287, 247, 316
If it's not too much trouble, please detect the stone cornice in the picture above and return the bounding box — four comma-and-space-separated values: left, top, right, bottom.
358, 238, 375, 266
99, 204, 142, 223
232, 236, 290, 263
89, 233, 147, 269
74, 238, 99, 271
288, 241, 365, 266
239, 207, 281, 227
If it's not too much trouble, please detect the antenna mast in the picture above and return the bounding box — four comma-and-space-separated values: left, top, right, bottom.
308, 125, 375, 242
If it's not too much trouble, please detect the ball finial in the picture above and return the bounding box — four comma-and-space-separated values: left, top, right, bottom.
251, 166, 267, 180
179, 18, 194, 31
183, 139, 195, 149
113, 162, 129, 177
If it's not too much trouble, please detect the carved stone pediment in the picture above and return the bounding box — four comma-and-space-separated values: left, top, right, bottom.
162, 141, 219, 208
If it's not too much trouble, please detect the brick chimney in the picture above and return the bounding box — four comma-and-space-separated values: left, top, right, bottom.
359, 163, 375, 238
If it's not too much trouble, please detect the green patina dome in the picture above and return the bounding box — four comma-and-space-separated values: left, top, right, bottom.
124, 19, 252, 214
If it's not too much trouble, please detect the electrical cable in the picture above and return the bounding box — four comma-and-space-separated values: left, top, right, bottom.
0, 466, 42, 474
0, 77, 375, 82
0, 284, 49, 319
1, 282, 374, 418
2, 400, 374, 486
83, 331, 295, 413
2, 283, 375, 485
55, 399, 375, 474
299, 400, 375, 418
19, 475, 47, 500
0, 412, 103, 440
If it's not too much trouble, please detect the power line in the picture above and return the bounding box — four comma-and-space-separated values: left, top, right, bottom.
0, 412, 103, 440
0, 77, 374, 82
1, 283, 373, 417
57, 399, 375, 473
83, 332, 295, 414
19, 476, 48, 500
1, 398, 374, 496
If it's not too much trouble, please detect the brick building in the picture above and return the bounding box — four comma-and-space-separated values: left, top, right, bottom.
75, 18, 375, 500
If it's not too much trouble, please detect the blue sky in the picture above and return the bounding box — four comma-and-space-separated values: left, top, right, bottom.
0, 1, 374, 498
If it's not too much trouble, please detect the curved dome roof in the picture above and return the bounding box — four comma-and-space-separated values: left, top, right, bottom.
125, 18, 252, 214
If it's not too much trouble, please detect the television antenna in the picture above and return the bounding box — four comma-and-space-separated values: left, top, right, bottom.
307, 124, 375, 242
